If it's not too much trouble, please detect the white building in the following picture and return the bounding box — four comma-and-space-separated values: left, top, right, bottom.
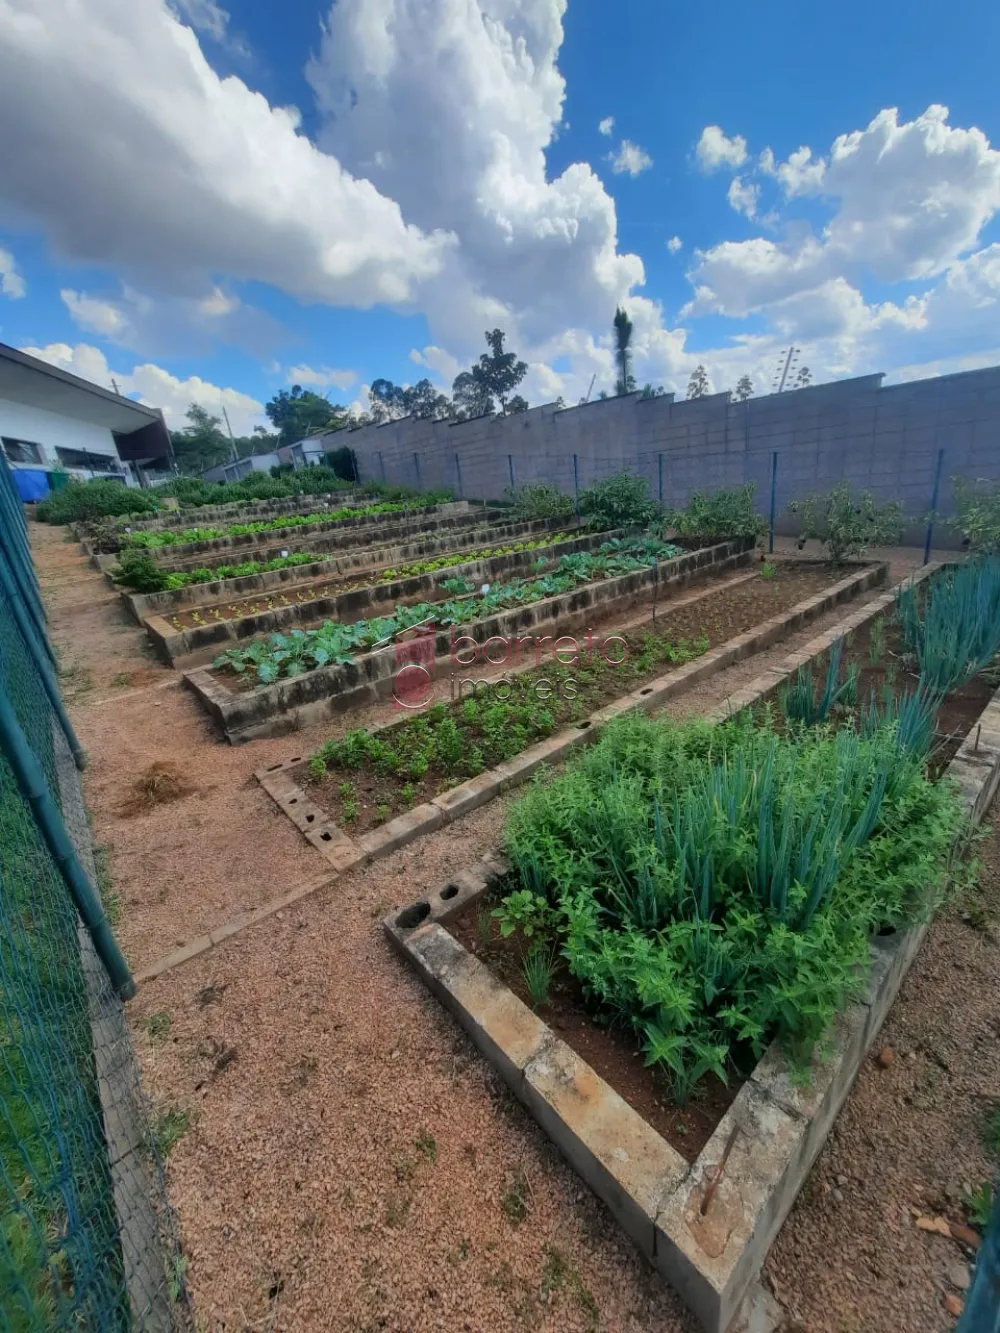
0, 341, 173, 500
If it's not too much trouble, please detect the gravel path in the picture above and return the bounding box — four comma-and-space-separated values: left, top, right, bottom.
31, 522, 994, 1332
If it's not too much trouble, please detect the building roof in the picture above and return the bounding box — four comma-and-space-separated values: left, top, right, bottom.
0, 342, 173, 462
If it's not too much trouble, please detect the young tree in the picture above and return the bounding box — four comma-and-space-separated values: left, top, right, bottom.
640, 383, 666, 399
733, 374, 754, 402
265, 386, 346, 446
454, 328, 528, 417
795, 366, 812, 388
170, 404, 231, 474
613, 306, 636, 396
687, 365, 710, 399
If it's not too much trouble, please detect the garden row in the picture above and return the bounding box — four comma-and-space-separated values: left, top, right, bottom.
142, 527, 649, 667
118, 514, 584, 620
188, 535, 758, 743
385, 553, 1000, 1332
94, 500, 494, 574
255, 555, 883, 860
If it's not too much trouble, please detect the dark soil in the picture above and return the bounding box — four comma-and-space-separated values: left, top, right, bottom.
305, 561, 849, 834
448, 889, 740, 1161
116, 761, 197, 817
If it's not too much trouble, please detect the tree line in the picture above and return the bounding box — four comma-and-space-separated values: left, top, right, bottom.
169, 319, 814, 474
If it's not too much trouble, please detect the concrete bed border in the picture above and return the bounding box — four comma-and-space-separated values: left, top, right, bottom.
119, 515, 579, 621
142, 527, 624, 668
255, 559, 886, 873
79, 490, 373, 540
91, 500, 491, 572
185, 538, 756, 744
382, 560, 1000, 1333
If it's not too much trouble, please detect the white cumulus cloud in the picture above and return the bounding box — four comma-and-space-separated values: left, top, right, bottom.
21, 340, 266, 433
286, 364, 357, 393
726, 176, 760, 219
696, 125, 748, 172
609, 140, 653, 177
0, 0, 452, 310
0, 246, 26, 299
307, 0, 644, 352
598, 116, 614, 137
666, 236, 683, 254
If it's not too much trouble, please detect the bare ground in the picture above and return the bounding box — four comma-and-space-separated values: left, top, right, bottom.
33, 522, 996, 1332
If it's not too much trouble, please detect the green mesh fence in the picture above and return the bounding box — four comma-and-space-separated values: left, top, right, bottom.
0, 455, 189, 1331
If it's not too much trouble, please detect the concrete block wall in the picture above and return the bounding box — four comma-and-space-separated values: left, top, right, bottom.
325, 365, 1000, 542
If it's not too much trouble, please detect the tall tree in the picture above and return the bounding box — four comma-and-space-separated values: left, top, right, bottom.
265, 386, 346, 446
454, 328, 528, 417
170, 404, 231, 474
613, 306, 636, 396
640, 384, 666, 399
368, 378, 408, 423
451, 371, 494, 420
687, 365, 710, 399
733, 374, 754, 402
795, 366, 812, 388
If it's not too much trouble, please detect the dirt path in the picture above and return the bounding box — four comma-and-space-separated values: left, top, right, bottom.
33, 521, 994, 1333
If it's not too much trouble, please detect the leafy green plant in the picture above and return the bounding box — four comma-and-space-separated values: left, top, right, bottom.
664, 483, 768, 542
579, 472, 659, 531
522, 943, 556, 1008
492, 889, 557, 941
760, 561, 777, 581
502, 711, 965, 1101
789, 484, 903, 562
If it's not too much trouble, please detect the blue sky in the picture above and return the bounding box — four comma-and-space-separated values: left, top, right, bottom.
1, 0, 999, 433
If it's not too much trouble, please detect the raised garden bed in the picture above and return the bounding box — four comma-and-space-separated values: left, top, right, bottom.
119, 515, 578, 621
92, 500, 491, 572
256, 560, 885, 870
188, 538, 755, 743
383, 559, 1000, 1333
141, 527, 619, 668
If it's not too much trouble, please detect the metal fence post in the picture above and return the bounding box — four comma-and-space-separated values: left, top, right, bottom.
769, 450, 779, 555
573, 453, 580, 518
455, 453, 463, 499
658, 452, 664, 506
413, 452, 422, 493
924, 447, 945, 565
0, 689, 133, 997
508, 454, 516, 494
379, 450, 387, 484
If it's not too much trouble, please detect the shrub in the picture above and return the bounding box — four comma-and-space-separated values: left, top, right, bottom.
664, 483, 767, 542
789, 483, 903, 561
952, 477, 1000, 553
36, 479, 158, 525
502, 711, 965, 1101
506, 482, 575, 522
578, 472, 659, 531
112, 551, 169, 593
